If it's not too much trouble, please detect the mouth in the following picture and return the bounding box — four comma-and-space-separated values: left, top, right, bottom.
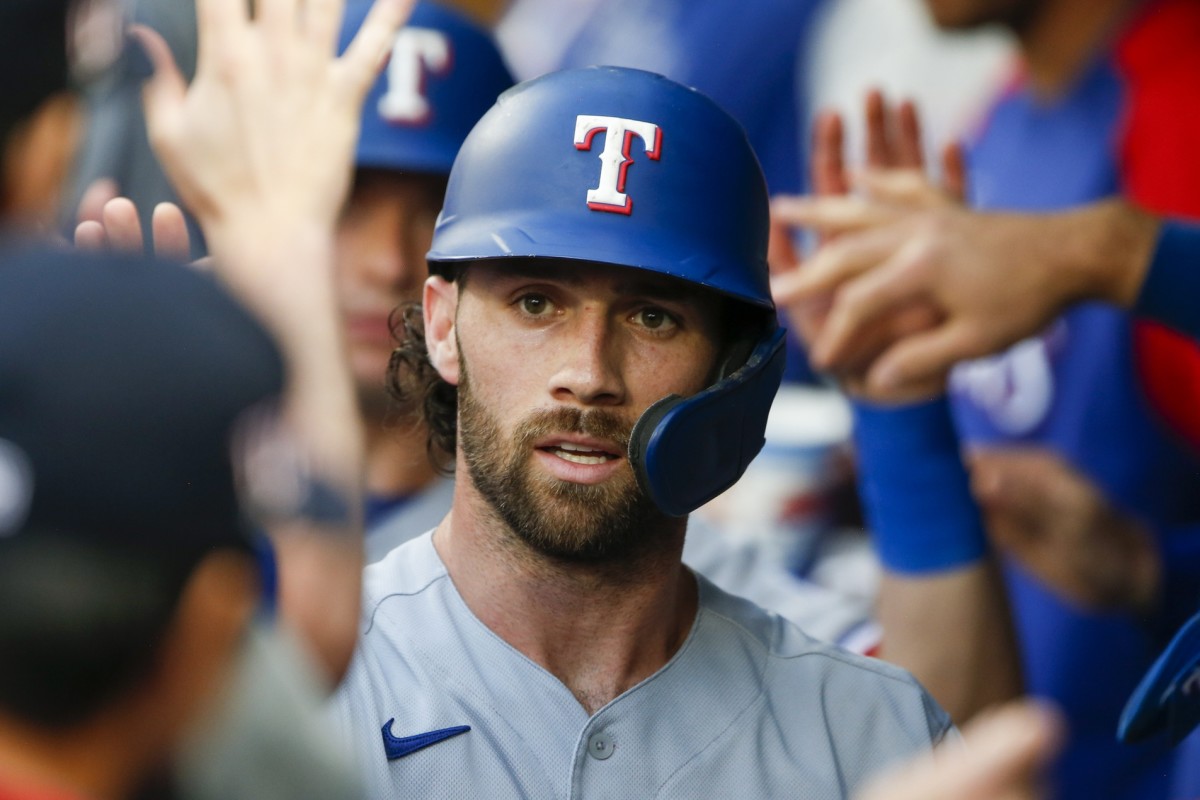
344, 314, 394, 344
540, 440, 622, 465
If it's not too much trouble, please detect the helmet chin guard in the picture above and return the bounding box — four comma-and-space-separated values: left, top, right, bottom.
630, 328, 786, 517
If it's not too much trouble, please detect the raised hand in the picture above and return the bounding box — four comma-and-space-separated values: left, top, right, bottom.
771, 91, 955, 403
857, 700, 1063, 800
75, 192, 192, 263
128, 0, 415, 684
970, 447, 1161, 614
132, 0, 412, 333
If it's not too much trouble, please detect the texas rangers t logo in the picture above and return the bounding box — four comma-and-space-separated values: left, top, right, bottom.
378, 28, 453, 125
574, 115, 662, 215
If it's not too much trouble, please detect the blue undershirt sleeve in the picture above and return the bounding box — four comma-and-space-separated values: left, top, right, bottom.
852, 396, 989, 574
1133, 219, 1200, 339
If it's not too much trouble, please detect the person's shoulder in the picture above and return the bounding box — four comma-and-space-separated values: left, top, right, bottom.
698, 574, 896, 678
697, 576, 952, 742
361, 530, 447, 623
1116, 0, 1200, 80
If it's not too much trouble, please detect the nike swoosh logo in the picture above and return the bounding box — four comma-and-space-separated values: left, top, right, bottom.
381, 719, 471, 760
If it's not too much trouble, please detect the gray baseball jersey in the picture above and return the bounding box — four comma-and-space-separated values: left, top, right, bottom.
364, 479, 875, 648
329, 532, 952, 799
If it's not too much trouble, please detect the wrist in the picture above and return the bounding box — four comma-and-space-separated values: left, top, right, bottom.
852, 396, 990, 574
1065, 199, 1158, 308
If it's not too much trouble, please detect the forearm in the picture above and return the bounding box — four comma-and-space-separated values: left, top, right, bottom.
206, 225, 365, 683
855, 398, 1023, 722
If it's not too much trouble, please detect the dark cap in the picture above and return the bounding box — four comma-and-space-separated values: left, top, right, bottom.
0, 246, 285, 558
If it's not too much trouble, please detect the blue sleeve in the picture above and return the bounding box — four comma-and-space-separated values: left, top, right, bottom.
852, 396, 989, 574
1152, 522, 1200, 643
1133, 219, 1200, 339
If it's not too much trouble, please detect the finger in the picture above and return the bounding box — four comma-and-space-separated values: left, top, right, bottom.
257, 0, 296, 42
856, 169, 945, 207
868, 320, 974, 395
335, 0, 414, 101
817, 298, 938, 386
811, 249, 926, 367
76, 178, 120, 225
767, 215, 800, 276
859, 701, 1062, 800
864, 88, 894, 168
811, 110, 850, 196
74, 220, 108, 251
194, 0, 249, 69
770, 222, 905, 303
304, 0, 346, 53
130, 25, 187, 146
152, 202, 192, 261
941, 141, 968, 203
895, 99, 925, 168
102, 197, 146, 254
771, 195, 899, 235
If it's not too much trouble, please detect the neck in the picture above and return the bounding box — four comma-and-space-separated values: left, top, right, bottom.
1016, 0, 1136, 95
435, 479, 698, 715
362, 408, 440, 499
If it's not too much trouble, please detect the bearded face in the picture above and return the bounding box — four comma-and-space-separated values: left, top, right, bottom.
458, 364, 671, 564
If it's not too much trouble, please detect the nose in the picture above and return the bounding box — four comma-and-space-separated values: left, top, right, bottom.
548, 307, 626, 407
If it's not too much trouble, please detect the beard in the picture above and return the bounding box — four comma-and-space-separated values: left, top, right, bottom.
458, 368, 672, 564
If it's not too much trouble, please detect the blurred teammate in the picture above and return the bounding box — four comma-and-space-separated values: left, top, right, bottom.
775, 0, 1200, 793
0, 0, 412, 795
332, 0, 514, 549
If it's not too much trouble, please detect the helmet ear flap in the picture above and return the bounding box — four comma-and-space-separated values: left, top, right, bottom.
628, 328, 786, 516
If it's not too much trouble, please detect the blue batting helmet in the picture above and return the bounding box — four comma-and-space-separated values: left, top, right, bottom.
428, 66, 786, 516
339, 1, 514, 176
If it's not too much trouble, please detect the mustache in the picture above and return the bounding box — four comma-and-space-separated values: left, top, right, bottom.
514, 407, 633, 454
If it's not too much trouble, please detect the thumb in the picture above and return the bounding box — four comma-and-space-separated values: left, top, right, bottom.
868, 320, 973, 395
130, 25, 187, 150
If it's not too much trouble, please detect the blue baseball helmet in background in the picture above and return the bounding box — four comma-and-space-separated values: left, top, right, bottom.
428, 66, 787, 516
339, 1, 515, 176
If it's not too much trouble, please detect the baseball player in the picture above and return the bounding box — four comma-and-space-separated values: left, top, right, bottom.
333, 3, 879, 648
70, 0, 881, 653
0, 0, 412, 796
332, 0, 514, 541
329, 66, 951, 798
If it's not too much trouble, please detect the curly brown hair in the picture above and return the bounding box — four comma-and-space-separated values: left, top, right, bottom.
386, 301, 457, 474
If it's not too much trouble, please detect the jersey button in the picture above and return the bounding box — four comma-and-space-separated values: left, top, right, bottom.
587, 732, 614, 760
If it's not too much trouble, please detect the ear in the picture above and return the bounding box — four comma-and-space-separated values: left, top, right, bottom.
424, 275, 460, 385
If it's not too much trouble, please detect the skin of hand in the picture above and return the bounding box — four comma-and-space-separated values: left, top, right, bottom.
132, 0, 413, 336
127, 0, 414, 684
969, 448, 1162, 615
856, 700, 1064, 800
781, 93, 1024, 723
769, 91, 961, 404
772, 186, 1160, 398
75, 193, 192, 263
